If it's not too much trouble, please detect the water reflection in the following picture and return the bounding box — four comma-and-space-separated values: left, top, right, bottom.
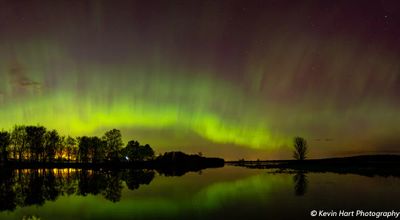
124, 169, 154, 190
1, 167, 400, 220
0, 168, 156, 211
293, 171, 308, 196
0, 169, 15, 211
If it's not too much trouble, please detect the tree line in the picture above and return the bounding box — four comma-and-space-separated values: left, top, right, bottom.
0, 125, 154, 163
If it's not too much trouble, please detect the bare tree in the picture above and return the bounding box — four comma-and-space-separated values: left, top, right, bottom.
293, 137, 308, 160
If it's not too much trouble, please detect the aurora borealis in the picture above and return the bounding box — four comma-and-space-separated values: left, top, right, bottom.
0, 1, 399, 159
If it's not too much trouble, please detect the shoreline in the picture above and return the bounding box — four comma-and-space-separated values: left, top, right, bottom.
0, 157, 225, 171
227, 154, 400, 177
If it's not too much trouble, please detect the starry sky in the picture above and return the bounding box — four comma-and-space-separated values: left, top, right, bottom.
0, 0, 399, 159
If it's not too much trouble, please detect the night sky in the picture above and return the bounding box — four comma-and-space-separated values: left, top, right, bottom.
0, 0, 399, 159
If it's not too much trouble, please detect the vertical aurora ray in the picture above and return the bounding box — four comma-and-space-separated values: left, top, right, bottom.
0, 55, 282, 149
0, 1, 399, 159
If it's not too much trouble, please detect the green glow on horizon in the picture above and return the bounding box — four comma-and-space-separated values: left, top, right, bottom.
0, 88, 282, 149
0, 7, 399, 158
0, 41, 289, 149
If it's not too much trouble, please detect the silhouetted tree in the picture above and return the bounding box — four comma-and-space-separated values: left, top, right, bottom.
122, 141, 154, 162
78, 136, 90, 163
11, 125, 27, 162
102, 129, 123, 162
25, 126, 46, 162
71, 145, 78, 162
56, 136, 66, 161
0, 131, 11, 163
142, 144, 155, 160
90, 137, 105, 163
120, 147, 128, 161
0, 126, 163, 164
123, 140, 140, 161
65, 136, 76, 162
293, 137, 308, 160
44, 130, 60, 162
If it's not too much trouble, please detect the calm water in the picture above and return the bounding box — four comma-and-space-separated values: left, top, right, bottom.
0, 166, 399, 220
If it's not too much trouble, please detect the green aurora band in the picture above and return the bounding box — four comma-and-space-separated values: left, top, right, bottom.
0, 41, 281, 149
0, 1, 399, 159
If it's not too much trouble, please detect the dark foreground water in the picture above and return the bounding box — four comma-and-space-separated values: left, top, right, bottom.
0, 166, 399, 220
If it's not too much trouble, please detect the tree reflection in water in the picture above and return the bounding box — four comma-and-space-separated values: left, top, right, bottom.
293, 171, 308, 196
0, 168, 156, 211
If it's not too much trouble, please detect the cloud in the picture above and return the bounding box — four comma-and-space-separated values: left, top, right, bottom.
314, 138, 333, 142
18, 79, 41, 87
8, 60, 42, 91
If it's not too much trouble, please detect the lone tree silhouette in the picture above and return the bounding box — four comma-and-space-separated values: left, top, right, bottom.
293, 137, 308, 160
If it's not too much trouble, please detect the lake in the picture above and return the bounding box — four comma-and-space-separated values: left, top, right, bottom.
0, 166, 399, 219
